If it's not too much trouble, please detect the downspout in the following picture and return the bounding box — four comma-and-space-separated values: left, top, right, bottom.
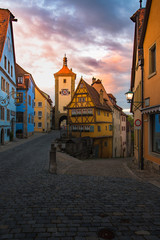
140, 56, 144, 170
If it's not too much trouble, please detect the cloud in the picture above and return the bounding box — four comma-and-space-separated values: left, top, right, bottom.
0, 0, 140, 109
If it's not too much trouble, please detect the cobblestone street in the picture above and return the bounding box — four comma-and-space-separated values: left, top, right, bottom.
0, 131, 160, 240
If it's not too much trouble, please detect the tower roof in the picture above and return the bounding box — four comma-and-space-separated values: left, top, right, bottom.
54, 55, 76, 77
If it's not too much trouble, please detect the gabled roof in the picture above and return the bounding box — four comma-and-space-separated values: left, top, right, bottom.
16, 63, 52, 106
16, 63, 29, 76
67, 78, 112, 112
0, 9, 16, 62
139, 0, 152, 47
91, 79, 113, 106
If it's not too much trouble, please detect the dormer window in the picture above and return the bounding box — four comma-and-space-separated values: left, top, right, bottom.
18, 76, 23, 84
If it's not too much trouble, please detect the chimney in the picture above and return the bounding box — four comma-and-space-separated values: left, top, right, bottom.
100, 89, 103, 105
92, 77, 96, 84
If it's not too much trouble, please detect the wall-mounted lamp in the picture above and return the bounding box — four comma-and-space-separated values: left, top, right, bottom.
125, 90, 143, 110
125, 90, 134, 103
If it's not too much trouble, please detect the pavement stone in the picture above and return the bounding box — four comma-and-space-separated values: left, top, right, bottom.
0, 131, 160, 239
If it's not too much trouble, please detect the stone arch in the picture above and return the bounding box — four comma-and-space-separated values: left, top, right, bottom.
59, 115, 68, 129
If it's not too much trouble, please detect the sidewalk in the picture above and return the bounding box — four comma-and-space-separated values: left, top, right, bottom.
0, 132, 48, 153
56, 154, 160, 188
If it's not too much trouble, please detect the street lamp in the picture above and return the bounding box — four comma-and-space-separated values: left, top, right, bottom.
125, 90, 143, 110
125, 90, 134, 103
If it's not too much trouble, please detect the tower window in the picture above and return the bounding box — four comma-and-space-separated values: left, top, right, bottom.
63, 79, 66, 83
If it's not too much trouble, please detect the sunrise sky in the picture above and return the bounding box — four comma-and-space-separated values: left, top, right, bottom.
0, 0, 147, 112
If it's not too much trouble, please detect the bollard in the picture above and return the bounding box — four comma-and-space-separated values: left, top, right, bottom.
49, 146, 57, 174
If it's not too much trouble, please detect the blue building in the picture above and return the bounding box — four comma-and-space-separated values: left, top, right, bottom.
0, 9, 17, 145
16, 64, 35, 138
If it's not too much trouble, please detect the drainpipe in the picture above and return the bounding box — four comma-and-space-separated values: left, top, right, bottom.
140, 57, 144, 170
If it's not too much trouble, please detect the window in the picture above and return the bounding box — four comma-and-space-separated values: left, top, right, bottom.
28, 114, 30, 123
63, 79, 66, 83
12, 88, 15, 98
109, 125, 112, 131
38, 122, 42, 128
34, 111, 36, 116
151, 114, 160, 154
38, 102, 42, 107
17, 76, 23, 84
0, 107, 5, 120
106, 126, 107, 130
104, 141, 108, 147
98, 126, 101, 132
8, 61, 10, 74
97, 109, 100, 115
6, 82, 9, 95
1, 77, 5, 91
78, 97, 85, 102
16, 112, 23, 123
38, 111, 42, 117
11, 66, 13, 77
28, 95, 31, 105
149, 43, 156, 76
34, 102, 35, 107
4, 56, 7, 69
107, 113, 109, 117
16, 93, 23, 103
34, 122, 35, 127
7, 109, 10, 121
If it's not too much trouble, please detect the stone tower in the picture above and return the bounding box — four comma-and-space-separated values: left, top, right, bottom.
54, 55, 76, 129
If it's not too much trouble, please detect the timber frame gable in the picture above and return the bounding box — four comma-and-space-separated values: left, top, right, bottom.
67, 78, 95, 125
67, 78, 112, 126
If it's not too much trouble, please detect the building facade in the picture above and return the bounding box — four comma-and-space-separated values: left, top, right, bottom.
0, 9, 17, 144
16, 64, 35, 138
130, 5, 145, 166
120, 112, 127, 157
92, 79, 123, 157
34, 86, 52, 133
67, 78, 113, 158
54, 55, 76, 130
139, 0, 160, 172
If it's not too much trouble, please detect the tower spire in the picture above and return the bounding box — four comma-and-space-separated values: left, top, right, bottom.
63, 54, 67, 66
139, 0, 142, 9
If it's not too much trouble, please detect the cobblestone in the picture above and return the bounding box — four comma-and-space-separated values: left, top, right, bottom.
0, 131, 160, 239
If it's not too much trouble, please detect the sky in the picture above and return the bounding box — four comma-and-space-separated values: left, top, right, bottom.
1, 0, 147, 112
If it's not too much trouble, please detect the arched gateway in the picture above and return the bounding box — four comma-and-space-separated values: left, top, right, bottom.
54, 55, 76, 130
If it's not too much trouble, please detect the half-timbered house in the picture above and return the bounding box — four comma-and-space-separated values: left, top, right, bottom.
67, 78, 113, 158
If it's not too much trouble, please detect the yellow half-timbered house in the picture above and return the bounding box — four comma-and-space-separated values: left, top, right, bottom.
67, 78, 113, 158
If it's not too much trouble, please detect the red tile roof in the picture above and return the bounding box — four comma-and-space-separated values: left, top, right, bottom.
0, 9, 16, 61
92, 79, 113, 106
54, 65, 76, 76
83, 80, 112, 111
